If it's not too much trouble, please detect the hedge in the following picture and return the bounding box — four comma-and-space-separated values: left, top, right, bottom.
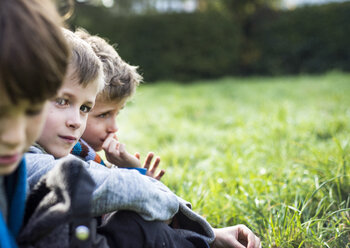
250, 2, 350, 75
69, 2, 350, 81
70, 4, 241, 81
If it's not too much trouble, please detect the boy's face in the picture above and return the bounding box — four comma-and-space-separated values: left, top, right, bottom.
37, 70, 100, 158
0, 84, 49, 175
82, 98, 127, 152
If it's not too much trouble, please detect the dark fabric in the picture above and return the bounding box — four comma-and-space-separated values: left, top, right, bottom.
171, 210, 208, 237
97, 211, 210, 248
17, 158, 104, 248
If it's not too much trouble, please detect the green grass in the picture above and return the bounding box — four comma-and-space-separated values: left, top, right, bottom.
117, 71, 350, 247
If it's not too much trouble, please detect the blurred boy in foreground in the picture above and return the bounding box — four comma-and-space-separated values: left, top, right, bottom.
0, 0, 69, 246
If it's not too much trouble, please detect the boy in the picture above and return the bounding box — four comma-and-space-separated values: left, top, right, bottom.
0, 0, 69, 246
35, 28, 105, 158
72, 29, 164, 179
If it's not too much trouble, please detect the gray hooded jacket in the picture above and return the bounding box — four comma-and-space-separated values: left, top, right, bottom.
26, 145, 215, 244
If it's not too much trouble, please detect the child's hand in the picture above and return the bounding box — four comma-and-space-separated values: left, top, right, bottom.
211, 225, 261, 248
102, 133, 141, 168
135, 152, 165, 181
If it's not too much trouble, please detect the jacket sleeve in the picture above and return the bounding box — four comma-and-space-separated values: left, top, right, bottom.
84, 160, 179, 220
25, 153, 179, 221
172, 197, 216, 244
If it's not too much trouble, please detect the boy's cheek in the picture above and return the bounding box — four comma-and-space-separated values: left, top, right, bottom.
26, 103, 49, 148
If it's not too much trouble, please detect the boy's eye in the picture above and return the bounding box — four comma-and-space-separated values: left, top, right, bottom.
80, 105, 91, 113
25, 104, 45, 117
98, 112, 109, 118
0, 108, 8, 118
55, 98, 68, 106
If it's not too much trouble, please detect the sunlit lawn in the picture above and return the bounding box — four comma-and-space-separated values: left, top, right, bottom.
116, 71, 350, 247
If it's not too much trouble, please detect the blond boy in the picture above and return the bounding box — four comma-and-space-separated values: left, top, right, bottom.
35, 28, 105, 158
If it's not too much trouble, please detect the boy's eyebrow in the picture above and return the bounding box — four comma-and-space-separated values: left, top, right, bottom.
59, 91, 94, 106
59, 91, 75, 99
97, 108, 113, 114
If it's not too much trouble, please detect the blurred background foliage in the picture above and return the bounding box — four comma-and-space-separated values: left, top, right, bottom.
64, 0, 350, 81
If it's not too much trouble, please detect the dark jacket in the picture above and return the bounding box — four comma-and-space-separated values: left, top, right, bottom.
17, 158, 108, 248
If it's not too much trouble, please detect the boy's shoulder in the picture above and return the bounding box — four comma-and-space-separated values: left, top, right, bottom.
28, 144, 46, 154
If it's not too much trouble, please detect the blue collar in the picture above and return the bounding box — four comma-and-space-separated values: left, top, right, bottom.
0, 157, 27, 248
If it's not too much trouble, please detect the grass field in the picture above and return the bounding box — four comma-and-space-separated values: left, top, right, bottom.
116, 71, 350, 247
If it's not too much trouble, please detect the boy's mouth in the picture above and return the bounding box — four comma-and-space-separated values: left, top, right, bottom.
59, 135, 77, 144
0, 153, 20, 165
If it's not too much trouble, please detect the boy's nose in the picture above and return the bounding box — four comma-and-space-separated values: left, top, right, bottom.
67, 120, 81, 129
107, 121, 118, 133
66, 110, 81, 129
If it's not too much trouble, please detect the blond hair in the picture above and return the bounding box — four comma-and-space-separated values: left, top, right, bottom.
75, 28, 142, 102
62, 28, 105, 92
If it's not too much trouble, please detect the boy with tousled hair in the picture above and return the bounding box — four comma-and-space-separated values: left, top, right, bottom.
72, 28, 164, 179
35, 28, 105, 159
0, 0, 69, 246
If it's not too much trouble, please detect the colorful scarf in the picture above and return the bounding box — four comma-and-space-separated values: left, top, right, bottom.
71, 139, 106, 166
71, 139, 147, 175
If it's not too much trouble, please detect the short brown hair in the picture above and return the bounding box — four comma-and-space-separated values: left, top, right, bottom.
0, 0, 69, 104
75, 28, 142, 102
62, 28, 104, 92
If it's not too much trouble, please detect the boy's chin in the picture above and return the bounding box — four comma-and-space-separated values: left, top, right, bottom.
90, 142, 103, 152
0, 153, 22, 175
52, 148, 72, 159
0, 162, 20, 175
95, 146, 103, 152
